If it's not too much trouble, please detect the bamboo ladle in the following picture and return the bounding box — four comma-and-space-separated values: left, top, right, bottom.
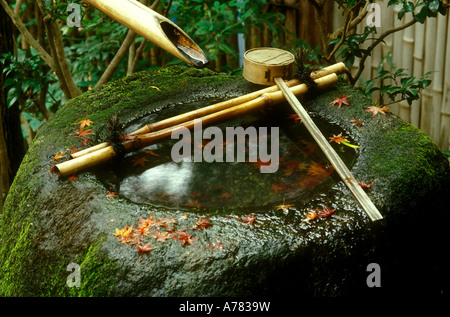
242, 48, 383, 222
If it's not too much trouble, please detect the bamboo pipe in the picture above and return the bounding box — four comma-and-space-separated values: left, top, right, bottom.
274, 77, 383, 222
82, 0, 208, 68
55, 73, 338, 177
71, 62, 347, 159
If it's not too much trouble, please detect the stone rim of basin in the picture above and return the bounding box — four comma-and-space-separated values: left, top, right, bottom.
1, 65, 449, 297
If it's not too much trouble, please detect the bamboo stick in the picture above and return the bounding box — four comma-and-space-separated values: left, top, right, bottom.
439, 14, 450, 150
55, 74, 339, 177
420, 16, 437, 135
274, 77, 383, 222
71, 62, 347, 159
430, 14, 446, 143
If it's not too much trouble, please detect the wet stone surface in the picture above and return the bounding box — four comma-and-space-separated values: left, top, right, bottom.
1, 66, 449, 297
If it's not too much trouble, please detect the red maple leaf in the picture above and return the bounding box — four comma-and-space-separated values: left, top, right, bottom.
365, 105, 389, 117
313, 204, 348, 220
330, 94, 352, 109
150, 230, 172, 243
52, 150, 67, 161
174, 231, 199, 246
132, 156, 149, 167
286, 113, 302, 124
205, 240, 225, 253
218, 192, 232, 200
239, 215, 257, 227
70, 144, 78, 154
329, 133, 349, 144
74, 127, 94, 139
68, 171, 78, 182
348, 118, 363, 127
106, 189, 118, 199
359, 178, 377, 188
270, 182, 291, 194
137, 242, 156, 262
192, 215, 213, 230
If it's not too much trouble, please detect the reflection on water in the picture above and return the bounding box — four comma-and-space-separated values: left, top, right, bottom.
121, 162, 194, 203
100, 102, 358, 211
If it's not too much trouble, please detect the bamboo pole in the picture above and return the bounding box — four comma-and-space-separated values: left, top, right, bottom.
82, 0, 208, 68
55, 74, 339, 177
390, 4, 403, 114
274, 77, 383, 222
411, 15, 425, 128
398, 12, 414, 122
380, 0, 394, 107
71, 62, 347, 159
439, 14, 450, 150
420, 16, 437, 135
359, 20, 372, 89
381, 0, 394, 58
430, 14, 446, 143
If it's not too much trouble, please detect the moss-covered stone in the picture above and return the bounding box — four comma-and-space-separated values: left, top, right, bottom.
1, 66, 449, 297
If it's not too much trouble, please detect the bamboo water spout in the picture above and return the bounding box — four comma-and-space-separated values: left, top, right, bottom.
83, 0, 209, 68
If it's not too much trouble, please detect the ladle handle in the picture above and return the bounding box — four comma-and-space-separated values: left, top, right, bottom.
274, 77, 383, 222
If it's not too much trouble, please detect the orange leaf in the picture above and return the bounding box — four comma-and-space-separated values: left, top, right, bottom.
53, 150, 67, 161
239, 215, 257, 227
193, 215, 213, 230
74, 128, 94, 139
68, 171, 78, 182
329, 133, 349, 144
365, 105, 389, 117
348, 118, 363, 127
74, 112, 93, 129
132, 156, 149, 167
286, 113, 302, 124
218, 192, 232, 200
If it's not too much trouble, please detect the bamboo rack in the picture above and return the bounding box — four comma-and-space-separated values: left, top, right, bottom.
55, 72, 340, 177
71, 62, 347, 159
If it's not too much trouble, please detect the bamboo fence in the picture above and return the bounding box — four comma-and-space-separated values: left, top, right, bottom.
259, 0, 449, 152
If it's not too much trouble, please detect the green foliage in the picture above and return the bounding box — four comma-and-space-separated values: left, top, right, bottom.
63, 15, 128, 87
330, 0, 447, 68
388, 0, 447, 23
1, 48, 57, 134
330, 26, 378, 67
167, 0, 285, 71
1, 49, 52, 108
358, 52, 432, 106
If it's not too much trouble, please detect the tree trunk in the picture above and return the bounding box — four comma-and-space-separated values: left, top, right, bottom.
0, 4, 27, 208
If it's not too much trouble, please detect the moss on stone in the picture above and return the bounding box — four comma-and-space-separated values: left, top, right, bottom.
1, 66, 448, 297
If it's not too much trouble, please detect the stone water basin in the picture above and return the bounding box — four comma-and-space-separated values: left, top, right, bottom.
1, 66, 449, 297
